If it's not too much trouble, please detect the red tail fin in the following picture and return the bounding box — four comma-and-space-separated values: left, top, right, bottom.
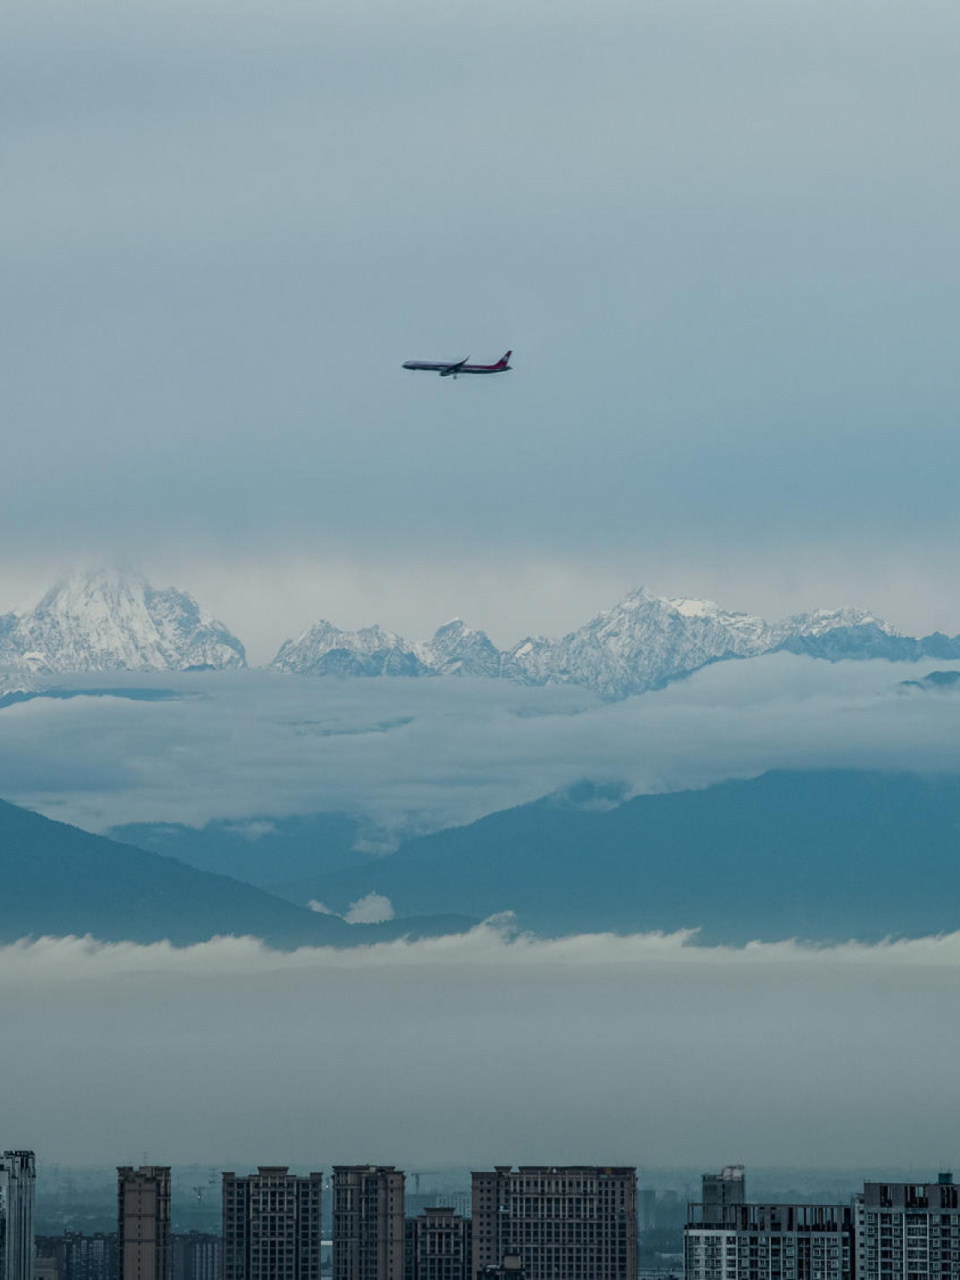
498, 350, 512, 368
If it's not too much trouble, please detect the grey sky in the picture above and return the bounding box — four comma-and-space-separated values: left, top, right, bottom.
2, 925, 960, 1167
5, 0, 960, 647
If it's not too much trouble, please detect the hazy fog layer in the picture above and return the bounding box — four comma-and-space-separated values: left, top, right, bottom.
3, 924, 959, 1168
2, 655, 959, 836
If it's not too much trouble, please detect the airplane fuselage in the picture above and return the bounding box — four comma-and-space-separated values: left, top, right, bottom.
402, 351, 512, 377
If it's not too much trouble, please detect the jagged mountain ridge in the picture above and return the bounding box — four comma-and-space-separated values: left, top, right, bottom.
271, 587, 960, 698
0, 569, 246, 673
3, 573, 959, 697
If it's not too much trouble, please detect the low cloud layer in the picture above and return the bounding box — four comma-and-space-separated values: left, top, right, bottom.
2, 923, 959, 1168
3, 655, 960, 836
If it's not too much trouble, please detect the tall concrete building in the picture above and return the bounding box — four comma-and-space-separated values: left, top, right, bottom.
117, 1166, 171, 1280
222, 1167, 322, 1280
855, 1174, 960, 1280
685, 1199, 854, 1280
702, 1168, 746, 1225
404, 1206, 471, 1280
333, 1166, 406, 1280
471, 1166, 638, 1280
0, 1151, 36, 1280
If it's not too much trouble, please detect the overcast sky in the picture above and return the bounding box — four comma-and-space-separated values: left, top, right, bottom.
5, 0, 960, 650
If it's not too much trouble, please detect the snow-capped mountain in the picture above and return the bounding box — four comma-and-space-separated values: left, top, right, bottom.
272, 621, 427, 677
423, 618, 503, 678
273, 617, 504, 679
271, 586, 960, 699
503, 588, 782, 697
7, 571, 958, 695
0, 569, 246, 673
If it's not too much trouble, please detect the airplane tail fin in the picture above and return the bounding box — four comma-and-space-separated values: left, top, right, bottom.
498, 350, 512, 368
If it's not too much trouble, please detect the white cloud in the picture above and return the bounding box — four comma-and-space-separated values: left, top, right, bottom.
3, 656, 960, 838
343, 893, 395, 925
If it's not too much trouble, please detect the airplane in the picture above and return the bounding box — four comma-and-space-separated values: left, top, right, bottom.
402, 350, 512, 378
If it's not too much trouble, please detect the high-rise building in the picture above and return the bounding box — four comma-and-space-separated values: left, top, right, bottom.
701, 1169, 746, 1226
855, 1174, 960, 1280
333, 1166, 406, 1280
471, 1166, 638, 1280
171, 1233, 221, 1280
221, 1167, 322, 1280
0, 1150, 36, 1280
117, 1166, 171, 1280
685, 1199, 854, 1280
404, 1206, 471, 1280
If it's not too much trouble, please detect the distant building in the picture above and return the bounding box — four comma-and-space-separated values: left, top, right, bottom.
33, 1251, 60, 1280
333, 1166, 406, 1280
404, 1206, 471, 1280
406, 1193, 472, 1222
35, 1232, 119, 1280
685, 1199, 854, 1280
222, 1167, 321, 1280
639, 1190, 657, 1234
117, 1166, 171, 1280
171, 1233, 221, 1280
0, 1151, 36, 1280
471, 1166, 638, 1280
701, 1168, 746, 1226
855, 1174, 960, 1280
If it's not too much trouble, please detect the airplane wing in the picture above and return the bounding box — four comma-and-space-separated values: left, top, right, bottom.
439, 358, 469, 377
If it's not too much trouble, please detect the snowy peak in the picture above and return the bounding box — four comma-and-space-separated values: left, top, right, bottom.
268, 583, 960, 699
272, 620, 427, 677
499, 585, 780, 698
0, 569, 246, 673
778, 605, 893, 638
426, 618, 502, 677
272, 616, 503, 678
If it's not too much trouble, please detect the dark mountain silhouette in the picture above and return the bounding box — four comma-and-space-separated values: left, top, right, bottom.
0, 798, 474, 947
295, 771, 960, 944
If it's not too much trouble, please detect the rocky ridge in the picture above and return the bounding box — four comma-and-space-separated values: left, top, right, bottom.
270, 586, 960, 699
4, 572, 959, 699
0, 569, 246, 673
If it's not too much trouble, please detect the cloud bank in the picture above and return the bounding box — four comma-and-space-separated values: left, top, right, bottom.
3, 655, 960, 835
2, 923, 959, 1168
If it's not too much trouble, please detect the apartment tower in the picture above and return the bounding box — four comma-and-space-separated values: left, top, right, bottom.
222, 1167, 321, 1280
333, 1166, 405, 1280
0, 1151, 36, 1280
855, 1174, 960, 1280
685, 1186, 854, 1280
404, 1206, 472, 1280
117, 1166, 171, 1280
471, 1166, 638, 1280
